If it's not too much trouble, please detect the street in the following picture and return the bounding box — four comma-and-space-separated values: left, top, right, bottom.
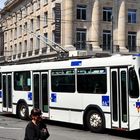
0, 114, 139, 140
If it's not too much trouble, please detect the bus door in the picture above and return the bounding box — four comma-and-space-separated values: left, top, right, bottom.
111, 68, 128, 130
2, 73, 12, 112
33, 72, 49, 117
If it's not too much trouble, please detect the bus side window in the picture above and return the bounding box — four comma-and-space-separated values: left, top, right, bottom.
77, 68, 107, 94
51, 69, 75, 93
129, 67, 139, 98
14, 71, 31, 91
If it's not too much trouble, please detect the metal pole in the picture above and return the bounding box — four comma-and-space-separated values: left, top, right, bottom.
111, 15, 113, 54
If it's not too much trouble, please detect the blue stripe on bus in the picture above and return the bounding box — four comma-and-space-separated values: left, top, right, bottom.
71, 61, 82, 66
133, 54, 140, 57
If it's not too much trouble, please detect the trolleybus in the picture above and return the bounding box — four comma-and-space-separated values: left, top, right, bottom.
0, 54, 140, 132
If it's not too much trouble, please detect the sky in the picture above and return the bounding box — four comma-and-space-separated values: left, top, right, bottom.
0, 0, 6, 9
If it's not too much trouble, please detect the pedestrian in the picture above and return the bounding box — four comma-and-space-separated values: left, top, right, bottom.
24, 108, 50, 140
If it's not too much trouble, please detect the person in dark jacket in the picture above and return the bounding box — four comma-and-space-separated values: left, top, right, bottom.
24, 108, 49, 140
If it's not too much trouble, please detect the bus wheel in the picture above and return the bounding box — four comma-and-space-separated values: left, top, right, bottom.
18, 103, 29, 120
86, 110, 105, 133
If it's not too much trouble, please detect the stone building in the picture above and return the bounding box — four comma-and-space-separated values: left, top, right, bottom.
0, 0, 140, 62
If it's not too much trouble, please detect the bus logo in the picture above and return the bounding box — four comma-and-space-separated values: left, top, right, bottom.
102, 96, 109, 106
28, 92, 32, 100
51, 93, 57, 102
136, 102, 140, 112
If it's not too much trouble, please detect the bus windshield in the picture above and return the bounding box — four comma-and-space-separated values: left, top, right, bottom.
129, 67, 139, 98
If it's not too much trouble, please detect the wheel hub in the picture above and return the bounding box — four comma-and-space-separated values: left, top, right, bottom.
90, 113, 102, 128
20, 107, 26, 117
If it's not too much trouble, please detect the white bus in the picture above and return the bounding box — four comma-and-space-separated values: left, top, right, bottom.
0, 54, 140, 132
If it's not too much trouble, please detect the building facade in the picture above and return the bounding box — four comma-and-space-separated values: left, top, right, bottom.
0, 0, 140, 62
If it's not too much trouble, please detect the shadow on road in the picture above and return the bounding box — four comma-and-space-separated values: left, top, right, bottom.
0, 113, 18, 119
106, 129, 140, 139
45, 120, 140, 139
1, 114, 140, 139
44, 120, 85, 130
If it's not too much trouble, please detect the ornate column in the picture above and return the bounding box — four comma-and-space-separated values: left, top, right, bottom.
118, 0, 127, 52
62, 0, 74, 48
90, 0, 101, 51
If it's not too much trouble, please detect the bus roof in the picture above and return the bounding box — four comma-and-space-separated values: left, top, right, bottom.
0, 54, 139, 72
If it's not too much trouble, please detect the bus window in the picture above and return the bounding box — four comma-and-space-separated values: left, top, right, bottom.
14, 71, 31, 91
77, 68, 107, 94
51, 69, 75, 93
129, 68, 139, 98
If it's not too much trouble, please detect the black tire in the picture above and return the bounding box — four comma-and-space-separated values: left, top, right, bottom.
86, 110, 105, 133
17, 103, 29, 120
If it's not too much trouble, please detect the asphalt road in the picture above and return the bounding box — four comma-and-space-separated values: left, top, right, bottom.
0, 114, 139, 140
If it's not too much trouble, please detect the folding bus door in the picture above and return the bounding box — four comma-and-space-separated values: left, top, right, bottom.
2, 73, 12, 112
111, 68, 128, 130
33, 72, 49, 117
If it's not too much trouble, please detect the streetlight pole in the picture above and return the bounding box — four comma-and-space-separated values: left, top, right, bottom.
111, 15, 113, 54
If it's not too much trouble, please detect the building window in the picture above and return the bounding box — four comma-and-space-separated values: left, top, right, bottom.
10, 29, 13, 40
30, 3, 34, 13
15, 14, 17, 22
128, 32, 136, 52
18, 11, 22, 20
30, 38, 33, 51
10, 17, 13, 25
52, 31, 55, 47
44, 33, 48, 47
77, 5, 86, 20
13, 15, 16, 23
103, 30, 111, 51
24, 40, 27, 52
19, 25, 22, 37
37, 16, 40, 29
14, 27, 17, 39
36, 35, 40, 49
103, 7, 112, 22
14, 44, 17, 55
30, 19, 33, 31
44, 0, 48, 5
5, 32, 7, 43
76, 28, 86, 50
25, 7, 28, 17
44, 12, 48, 26
24, 22, 27, 34
128, 9, 136, 23
52, 7, 55, 23
37, 0, 40, 9
19, 42, 22, 54
10, 45, 13, 56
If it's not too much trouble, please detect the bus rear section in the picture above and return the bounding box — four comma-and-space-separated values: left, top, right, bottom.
48, 57, 140, 132
110, 67, 140, 131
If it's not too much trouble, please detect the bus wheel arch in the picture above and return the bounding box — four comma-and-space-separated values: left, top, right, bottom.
83, 105, 105, 133
16, 100, 29, 120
